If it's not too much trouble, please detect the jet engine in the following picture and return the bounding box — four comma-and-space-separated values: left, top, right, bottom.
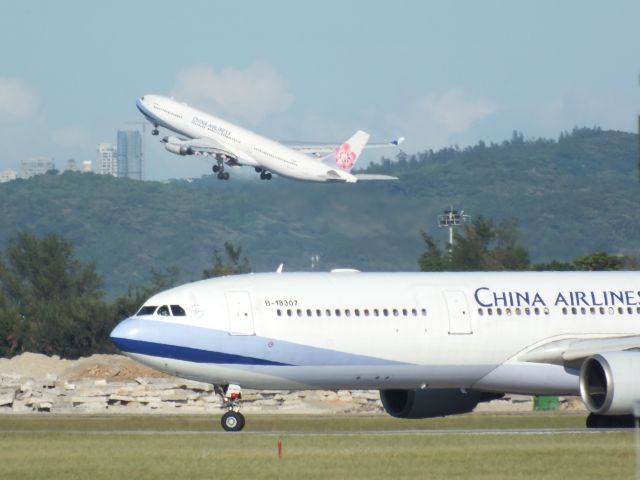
380, 388, 503, 419
163, 137, 193, 156
579, 350, 640, 415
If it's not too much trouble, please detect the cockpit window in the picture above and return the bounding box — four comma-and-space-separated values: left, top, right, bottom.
157, 305, 171, 316
137, 305, 157, 316
171, 305, 186, 316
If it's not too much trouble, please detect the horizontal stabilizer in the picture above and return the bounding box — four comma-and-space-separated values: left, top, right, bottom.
354, 174, 399, 181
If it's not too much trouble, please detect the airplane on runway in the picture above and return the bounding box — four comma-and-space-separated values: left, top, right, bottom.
136, 95, 404, 182
111, 269, 640, 431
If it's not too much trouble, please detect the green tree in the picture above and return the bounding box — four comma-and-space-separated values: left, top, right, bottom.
417, 232, 449, 271
202, 242, 250, 278
572, 252, 624, 271
0, 231, 113, 357
419, 216, 529, 272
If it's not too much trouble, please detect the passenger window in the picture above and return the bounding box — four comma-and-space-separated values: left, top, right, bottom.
496, 308, 502, 316
157, 305, 170, 317
525, 307, 530, 315
478, 308, 484, 316
392, 309, 399, 317
316, 309, 322, 317
421, 308, 427, 316
306, 309, 312, 317
335, 309, 341, 317
355, 309, 360, 317
515, 308, 521, 315
287, 309, 292, 316
364, 309, 370, 317
171, 305, 186, 316
373, 309, 379, 317
562, 307, 567, 315
544, 307, 549, 315
137, 305, 158, 316
277, 309, 282, 316
411, 309, 417, 316
600, 307, 606, 314
345, 309, 351, 317
402, 309, 408, 316
383, 309, 389, 317
325, 309, 331, 317
589, 307, 595, 314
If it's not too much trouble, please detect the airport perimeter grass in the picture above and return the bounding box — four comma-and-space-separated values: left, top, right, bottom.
0, 414, 636, 479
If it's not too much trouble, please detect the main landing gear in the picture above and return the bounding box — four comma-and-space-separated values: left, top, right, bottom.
255, 167, 272, 180
215, 384, 245, 432
151, 125, 159, 136
213, 155, 230, 180
586, 413, 635, 428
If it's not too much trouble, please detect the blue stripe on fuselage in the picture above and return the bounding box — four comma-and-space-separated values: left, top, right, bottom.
110, 317, 406, 367
112, 337, 291, 366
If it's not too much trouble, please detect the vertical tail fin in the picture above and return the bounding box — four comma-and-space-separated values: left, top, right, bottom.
322, 130, 370, 172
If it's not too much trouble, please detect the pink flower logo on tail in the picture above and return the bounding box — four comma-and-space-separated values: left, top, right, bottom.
335, 143, 357, 169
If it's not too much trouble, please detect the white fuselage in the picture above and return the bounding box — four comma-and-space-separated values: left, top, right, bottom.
110, 271, 640, 395
136, 95, 358, 182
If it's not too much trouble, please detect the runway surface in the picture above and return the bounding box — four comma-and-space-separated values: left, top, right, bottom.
0, 428, 626, 436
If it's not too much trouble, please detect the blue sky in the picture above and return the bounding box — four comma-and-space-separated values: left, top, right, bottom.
0, 0, 638, 179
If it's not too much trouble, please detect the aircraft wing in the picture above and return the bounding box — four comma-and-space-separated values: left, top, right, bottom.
162, 136, 258, 167
518, 335, 640, 366
288, 137, 405, 157
354, 174, 399, 181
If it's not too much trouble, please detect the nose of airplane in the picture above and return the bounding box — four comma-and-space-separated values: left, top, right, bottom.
110, 317, 141, 354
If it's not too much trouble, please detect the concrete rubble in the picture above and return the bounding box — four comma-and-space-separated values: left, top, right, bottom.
0, 353, 585, 414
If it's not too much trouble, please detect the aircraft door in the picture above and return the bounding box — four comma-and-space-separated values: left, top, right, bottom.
443, 290, 472, 335
226, 291, 255, 336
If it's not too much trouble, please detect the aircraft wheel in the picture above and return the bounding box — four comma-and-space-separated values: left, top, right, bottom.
217, 171, 225, 180
255, 167, 263, 173
222, 172, 230, 180
266, 172, 272, 180
213, 165, 220, 173
221, 411, 245, 432
151, 129, 159, 136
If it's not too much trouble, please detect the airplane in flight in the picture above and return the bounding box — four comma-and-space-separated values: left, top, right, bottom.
136, 95, 404, 182
111, 269, 640, 431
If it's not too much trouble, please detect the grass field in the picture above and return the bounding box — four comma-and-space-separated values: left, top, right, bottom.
0, 413, 636, 479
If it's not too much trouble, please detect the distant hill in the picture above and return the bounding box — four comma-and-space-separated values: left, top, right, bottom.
0, 127, 637, 297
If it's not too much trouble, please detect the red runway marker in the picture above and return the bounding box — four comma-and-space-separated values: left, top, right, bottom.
278, 439, 283, 460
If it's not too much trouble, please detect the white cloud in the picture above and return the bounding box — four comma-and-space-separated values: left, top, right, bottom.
172, 61, 294, 124
419, 88, 498, 133
0, 78, 38, 122
386, 88, 499, 151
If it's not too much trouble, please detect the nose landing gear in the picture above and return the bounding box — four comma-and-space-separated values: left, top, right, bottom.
216, 384, 245, 432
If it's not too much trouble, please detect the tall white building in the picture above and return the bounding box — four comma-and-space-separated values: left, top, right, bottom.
96, 143, 118, 176
21, 157, 55, 178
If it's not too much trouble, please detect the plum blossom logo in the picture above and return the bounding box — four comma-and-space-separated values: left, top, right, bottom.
335, 143, 357, 169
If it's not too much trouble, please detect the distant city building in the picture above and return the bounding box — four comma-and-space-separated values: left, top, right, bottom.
96, 143, 118, 176
65, 159, 78, 172
117, 130, 142, 180
0, 169, 18, 183
21, 157, 55, 179
82, 160, 93, 173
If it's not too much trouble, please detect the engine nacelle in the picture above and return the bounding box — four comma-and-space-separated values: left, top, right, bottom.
380, 388, 502, 419
580, 351, 640, 415
163, 137, 193, 155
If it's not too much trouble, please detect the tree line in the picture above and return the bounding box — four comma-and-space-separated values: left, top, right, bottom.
0, 220, 635, 359
0, 232, 249, 358
418, 216, 638, 272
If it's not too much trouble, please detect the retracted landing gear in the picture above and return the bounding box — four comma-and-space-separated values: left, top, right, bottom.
215, 384, 245, 432
213, 154, 230, 180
